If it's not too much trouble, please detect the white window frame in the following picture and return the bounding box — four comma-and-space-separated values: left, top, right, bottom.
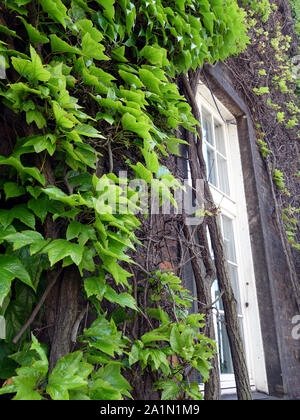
196, 83, 268, 394
201, 108, 231, 198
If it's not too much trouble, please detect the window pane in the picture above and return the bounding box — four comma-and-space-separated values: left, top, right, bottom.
202, 110, 214, 146
228, 263, 242, 314
213, 279, 224, 311
206, 226, 214, 257
217, 315, 245, 375
217, 314, 234, 374
222, 215, 236, 263
217, 154, 230, 196
204, 143, 217, 186
214, 120, 226, 156
212, 267, 241, 315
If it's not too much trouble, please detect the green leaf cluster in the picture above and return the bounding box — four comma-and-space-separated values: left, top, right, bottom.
0, 0, 249, 400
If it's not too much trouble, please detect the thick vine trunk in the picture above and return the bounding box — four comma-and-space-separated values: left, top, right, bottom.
36, 154, 82, 371
181, 70, 252, 400
49, 266, 81, 372
183, 218, 221, 400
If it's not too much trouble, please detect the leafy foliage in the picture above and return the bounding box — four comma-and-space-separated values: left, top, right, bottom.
0, 0, 248, 400
241, 0, 300, 251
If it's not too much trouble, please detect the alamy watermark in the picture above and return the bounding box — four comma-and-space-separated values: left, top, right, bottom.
0, 315, 6, 339
94, 171, 206, 226
0, 55, 6, 79
292, 315, 300, 340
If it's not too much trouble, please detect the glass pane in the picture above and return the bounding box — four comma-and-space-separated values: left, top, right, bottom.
204, 143, 217, 186
228, 263, 242, 314
202, 110, 214, 146
213, 279, 223, 311
217, 314, 234, 374
217, 314, 245, 375
206, 227, 214, 257
222, 215, 236, 263
217, 154, 230, 196
214, 120, 226, 156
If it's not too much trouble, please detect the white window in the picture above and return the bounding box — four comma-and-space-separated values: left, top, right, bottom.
212, 215, 244, 383
196, 84, 268, 394
201, 108, 230, 196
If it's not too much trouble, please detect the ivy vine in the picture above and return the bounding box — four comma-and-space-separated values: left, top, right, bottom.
0, 0, 249, 400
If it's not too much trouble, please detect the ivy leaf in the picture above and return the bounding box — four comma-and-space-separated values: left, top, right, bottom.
186, 382, 204, 400
140, 45, 169, 67
78, 247, 95, 274
75, 124, 105, 139
11, 371, 44, 400
128, 343, 140, 366
3, 182, 25, 200
30, 334, 49, 375
0, 334, 48, 399
170, 326, 182, 354
14, 247, 49, 290
0, 205, 35, 230
12, 204, 36, 229
0, 255, 34, 305
142, 149, 159, 173
23, 134, 56, 156
119, 0, 136, 35
101, 260, 132, 287
26, 110, 46, 129
139, 68, 162, 94
144, 349, 169, 371
121, 113, 151, 141
198, 0, 210, 13
104, 286, 137, 311
43, 239, 84, 266
195, 359, 211, 382
81, 33, 109, 61
42, 186, 79, 206
119, 70, 144, 88
84, 315, 123, 357
0, 156, 45, 185
26, 186, 42, 199
39, 0, 69, 28
11, 46, 50, 83
111, 46, 128, 62
95, 0, 115, 22
49, 34, 80, 54
66, 221, 96, 246
4, 230, 44, 251
175, 0, 186, 11
155, 380, 180, 400
94, 364, 132, 399
0, 211, 14, 231
52, 101, 75, 129
18, 17, 49, 44
46, 351, 92, 400
84, 276, 106, 300
28, 194, 64, 223
202, 12, 215, 36
129, 162, 153, 184
141, 330, 170, 344
77, 19, 103, 42
89, 378, 122, 400
0, 24, 22, 39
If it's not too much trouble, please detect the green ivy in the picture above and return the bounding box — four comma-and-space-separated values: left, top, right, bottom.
242, 1, 300, 252
0, 0, 249, 400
